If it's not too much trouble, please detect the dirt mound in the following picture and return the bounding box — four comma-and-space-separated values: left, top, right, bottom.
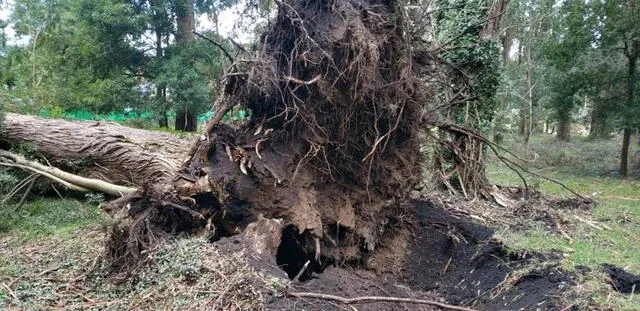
604, 264, 640, 294
402, 200, 573, 310
228, 199, 574, 310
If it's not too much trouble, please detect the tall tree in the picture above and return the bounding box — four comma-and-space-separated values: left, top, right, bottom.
596, 0, 640, 177
173, 0, 198, 131
543, 0, 597, 141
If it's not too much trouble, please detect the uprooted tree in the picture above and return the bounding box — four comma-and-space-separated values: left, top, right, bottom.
108, 0, 431, 276
1, 0, 510, 279
104, 0, 443, 276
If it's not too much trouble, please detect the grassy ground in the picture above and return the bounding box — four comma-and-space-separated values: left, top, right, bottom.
487, 133, 640, 309
0, 198, 271, 310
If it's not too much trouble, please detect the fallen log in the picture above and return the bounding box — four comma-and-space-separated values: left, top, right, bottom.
0, 113, 190, 186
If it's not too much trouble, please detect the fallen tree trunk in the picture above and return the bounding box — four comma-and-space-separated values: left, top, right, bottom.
0, 113, 190, 186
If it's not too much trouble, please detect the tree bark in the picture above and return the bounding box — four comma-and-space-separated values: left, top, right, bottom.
619, 128, 631, 177
480, 0, 510, 40
174, 0, 198, 132
620, 46, 638, 177
155, 25, 168, 128
557, 108, 571, 141
175, 109, 198, 132
175, 0, 195, 45
0, 113, 189, 186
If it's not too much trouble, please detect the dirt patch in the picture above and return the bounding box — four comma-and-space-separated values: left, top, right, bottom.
482, 266, 574, 310
604, 264, 640, 294
401, 200, 573, 310
266, 268, 443, 311
228, 199, 576, 310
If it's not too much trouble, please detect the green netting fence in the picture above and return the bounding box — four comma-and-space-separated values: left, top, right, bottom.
38, 108, 249, 123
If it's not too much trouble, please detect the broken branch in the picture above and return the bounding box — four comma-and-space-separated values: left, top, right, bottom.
0, 150, 136, 196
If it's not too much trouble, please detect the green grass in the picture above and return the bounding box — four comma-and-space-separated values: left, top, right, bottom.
0, 198, 107, 242
487, 133, 640, 309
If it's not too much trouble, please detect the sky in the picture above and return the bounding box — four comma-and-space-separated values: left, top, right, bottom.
0, 0, 26, 46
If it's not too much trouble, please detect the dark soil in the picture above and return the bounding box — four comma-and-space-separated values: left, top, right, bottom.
404, 200, 573, 310
223, 199, 578, 311
604, 264, 640, 294
266, 268, 442, 311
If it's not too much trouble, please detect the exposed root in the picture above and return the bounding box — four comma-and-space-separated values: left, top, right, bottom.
104, 0, 430, 274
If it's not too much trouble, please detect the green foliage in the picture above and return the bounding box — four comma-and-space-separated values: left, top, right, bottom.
435, 0, 502, 130
0, 168, 19, 195
84, 192, 105, 205
154, 32, 228, 116
1, 0, 236, 128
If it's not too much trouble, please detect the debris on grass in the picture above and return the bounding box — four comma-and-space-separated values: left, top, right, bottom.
0, 228, 273, 310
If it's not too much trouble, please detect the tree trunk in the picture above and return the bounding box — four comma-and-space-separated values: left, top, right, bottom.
175, 0, 195, 45
480, 0, 510, 40
155, 25, 168, 128
620, 47, 637, 177
174, 0, 198, 132
0, 113, 189, 186
620, 128, 631, 177
525, 47, 534, 149
175, 109, 198, 132
557, 109, 571, 141
518, 110, 526, 136
501, 27, 514, 64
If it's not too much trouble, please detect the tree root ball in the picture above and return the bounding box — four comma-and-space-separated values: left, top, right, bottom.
105, 0, 432, 276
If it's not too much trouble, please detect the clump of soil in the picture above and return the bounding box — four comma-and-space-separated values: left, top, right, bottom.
604, 264, 640, 294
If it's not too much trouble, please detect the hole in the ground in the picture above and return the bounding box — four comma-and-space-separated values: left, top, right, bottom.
276, 225, 331, 281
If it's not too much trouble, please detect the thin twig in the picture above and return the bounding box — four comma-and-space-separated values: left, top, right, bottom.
15, 176, 38, 211
2, 282, 18, 302
286, 260, 310, 289
287, 292, 476, 311
193, 31, 234, 63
